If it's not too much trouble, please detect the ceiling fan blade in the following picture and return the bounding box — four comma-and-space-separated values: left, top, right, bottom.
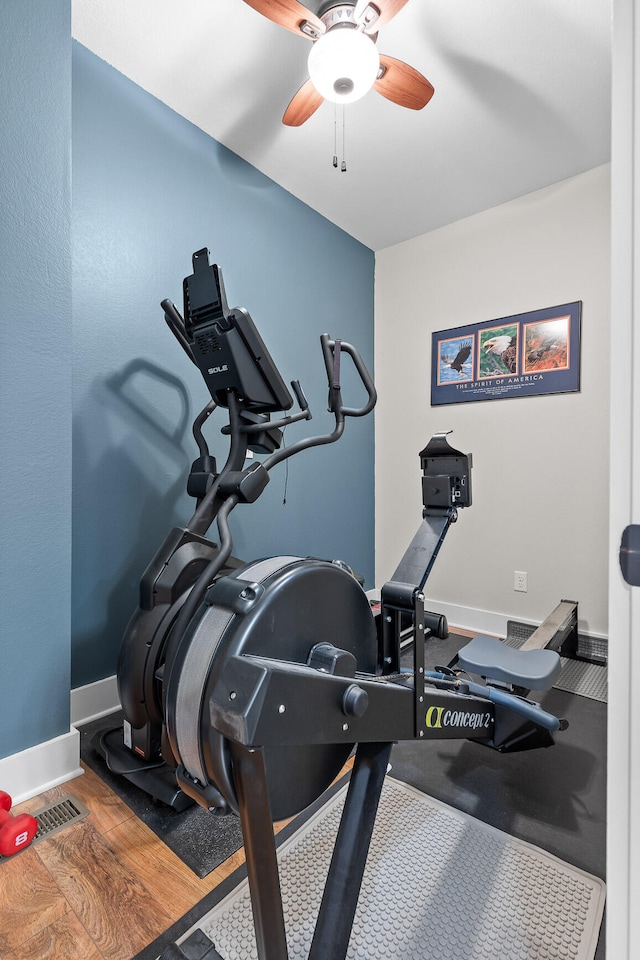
283, 79, 325, 126
374, 55, 434, 110
356, 0, 411, 32
242, 0, 324, 38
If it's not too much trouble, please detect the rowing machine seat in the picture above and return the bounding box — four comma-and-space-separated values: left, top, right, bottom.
457, 635, 562, 691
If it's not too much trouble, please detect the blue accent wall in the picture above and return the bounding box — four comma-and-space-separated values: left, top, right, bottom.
72, 44, 375, 687
0, 2, 72, 758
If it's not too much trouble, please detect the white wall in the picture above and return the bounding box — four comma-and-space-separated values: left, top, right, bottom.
375, 165, 610, 638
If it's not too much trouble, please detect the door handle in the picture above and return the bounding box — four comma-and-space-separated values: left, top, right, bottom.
620, 525, 640, 586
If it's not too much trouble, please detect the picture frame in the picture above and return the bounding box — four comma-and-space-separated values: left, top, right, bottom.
431, 302, 581, 405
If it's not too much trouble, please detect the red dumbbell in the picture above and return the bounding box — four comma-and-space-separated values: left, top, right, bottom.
0, 790, 38, 857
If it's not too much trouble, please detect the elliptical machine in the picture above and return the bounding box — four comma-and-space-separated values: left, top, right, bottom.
98, 247, 376, 809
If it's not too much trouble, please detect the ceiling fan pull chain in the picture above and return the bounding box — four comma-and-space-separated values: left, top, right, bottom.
341, 106, 347, 172
333, 101, 338, 168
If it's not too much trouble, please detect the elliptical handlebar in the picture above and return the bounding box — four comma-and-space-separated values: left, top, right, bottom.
161, 298, 196, 366
261, 334, 377, 472
320, 334, 377, 419
192, 399, 216, 458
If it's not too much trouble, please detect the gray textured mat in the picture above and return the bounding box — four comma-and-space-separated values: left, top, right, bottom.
179, 777, 605, 960
555, 658, 607, 702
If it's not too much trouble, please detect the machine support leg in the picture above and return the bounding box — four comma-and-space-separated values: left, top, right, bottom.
308, 740, 393, 960
229, 742, 289, 960
413, 589, 426, 739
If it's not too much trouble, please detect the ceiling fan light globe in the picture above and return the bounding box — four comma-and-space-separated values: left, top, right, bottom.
307, 29, 380, 104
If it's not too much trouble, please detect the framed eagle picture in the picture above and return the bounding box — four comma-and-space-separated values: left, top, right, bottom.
431, 302, 581, 405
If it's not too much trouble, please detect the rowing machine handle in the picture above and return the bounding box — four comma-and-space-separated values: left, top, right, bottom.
320, 334, 377, 418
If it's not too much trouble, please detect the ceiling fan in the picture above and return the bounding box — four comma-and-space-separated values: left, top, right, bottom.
242, 0, 434, 126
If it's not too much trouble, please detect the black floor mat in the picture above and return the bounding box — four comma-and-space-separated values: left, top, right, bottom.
79, 712, 244, 878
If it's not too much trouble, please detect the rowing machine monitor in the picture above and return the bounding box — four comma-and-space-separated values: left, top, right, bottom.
420, 431, 472, 514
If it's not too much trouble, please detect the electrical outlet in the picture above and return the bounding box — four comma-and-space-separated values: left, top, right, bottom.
514, 570, 528, 593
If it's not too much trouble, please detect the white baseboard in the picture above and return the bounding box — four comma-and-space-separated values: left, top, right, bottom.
427, 601, 512, 638
70, 674, 120, 726
0, 676, 122, 804
431, 600, 607, 642
366, 592, 513, 637
366, 594, 607, 642
0, 728, 83, 805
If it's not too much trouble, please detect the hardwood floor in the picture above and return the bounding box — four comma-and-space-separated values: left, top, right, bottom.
1, 756, 353, 960
0, 763, 245, 960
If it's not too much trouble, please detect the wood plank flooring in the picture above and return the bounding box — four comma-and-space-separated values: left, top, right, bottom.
0, 763, 242, 960
1, 756, 352, 960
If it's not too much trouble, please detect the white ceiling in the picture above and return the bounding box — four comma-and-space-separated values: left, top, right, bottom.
72, 0, 612, 251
